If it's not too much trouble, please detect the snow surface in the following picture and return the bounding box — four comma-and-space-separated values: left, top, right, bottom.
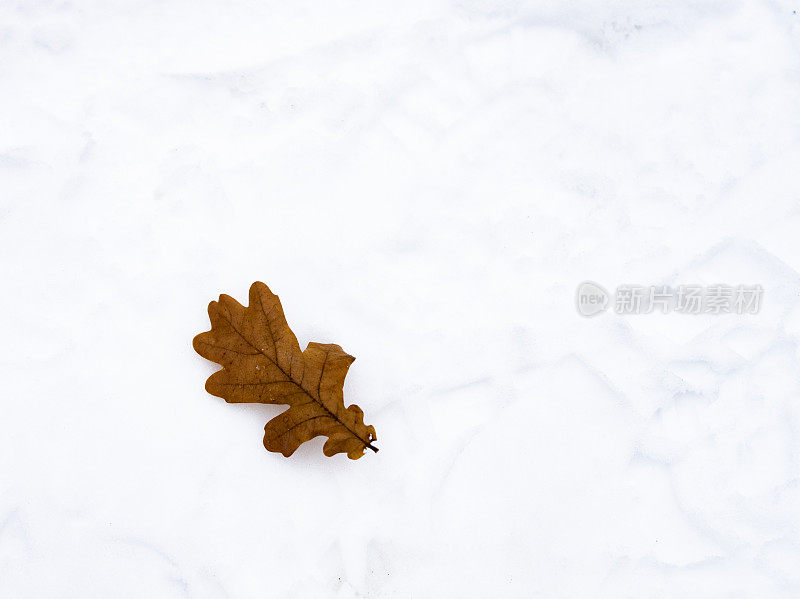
2, 1, 800, 597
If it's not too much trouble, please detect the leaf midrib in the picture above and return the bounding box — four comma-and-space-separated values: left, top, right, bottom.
217, 308, 374, 451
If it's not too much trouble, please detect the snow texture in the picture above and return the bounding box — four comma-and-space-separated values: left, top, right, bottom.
2, 0, 800, 597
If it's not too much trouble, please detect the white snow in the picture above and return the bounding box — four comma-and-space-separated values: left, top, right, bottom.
2, 0, 800, 597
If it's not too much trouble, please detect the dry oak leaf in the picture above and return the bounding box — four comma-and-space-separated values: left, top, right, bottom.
193, 282, 378, 459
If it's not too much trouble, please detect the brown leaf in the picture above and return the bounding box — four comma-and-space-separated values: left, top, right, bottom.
193, 282, 378, 459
